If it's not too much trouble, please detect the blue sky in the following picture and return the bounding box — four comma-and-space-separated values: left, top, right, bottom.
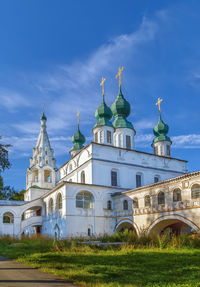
1, 0, 200, 190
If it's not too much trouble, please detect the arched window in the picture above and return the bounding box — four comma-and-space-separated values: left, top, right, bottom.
133, 197, 139, 208
33, 169, 38, 182
154, 175, 160, 183
123, 200, 128, 210
76, 191, 94, 208
48, 198, 54, 214
111, 170, 118, 186
69, 164, 72, 172
158, 191, 165, 205
191, 184, 200, 199
56, 193, 62, 211
173, 188, 182, 202
107, 200, 112, 210
44, 170, 51, 183
144, 195, 151, 207
3, 212, 14, 224
136, 173, 142, 188
81, 171, 85, 184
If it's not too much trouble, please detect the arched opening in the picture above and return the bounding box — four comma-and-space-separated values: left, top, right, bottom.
144, 195, 151, 207
56, 193, 62, 211
111, 170, 118, 186
173, 188, 182, 202
44, 170, 52, 183
33, 169, 38, 182
133, 197, 139, 208
116, 221, 137, 234
81, 171, 85, 184
3, 212, 14, 224
158, 191, 165, 205
48, 198, 54, 214
76, 191, 94, 209
191, 184, 200, 199
149, 217, 197, 236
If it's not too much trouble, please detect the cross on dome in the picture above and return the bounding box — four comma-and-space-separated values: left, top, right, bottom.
116, 66, 124, 87
156, 97, 163, 114
100, 77, 106, 97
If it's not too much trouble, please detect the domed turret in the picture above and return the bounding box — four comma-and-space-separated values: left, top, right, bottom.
70, 112, 85, 157
93, 77, 114, 145
111, 67, 136, 150
111, 87, 135, 131
152, 98, 172, 157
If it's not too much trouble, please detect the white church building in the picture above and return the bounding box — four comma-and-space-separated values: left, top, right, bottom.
0, 71, 200, 238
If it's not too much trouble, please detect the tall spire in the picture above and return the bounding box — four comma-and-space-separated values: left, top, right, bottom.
29, 107, 56, 169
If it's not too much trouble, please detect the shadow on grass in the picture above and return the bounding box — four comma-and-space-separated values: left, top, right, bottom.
20, 250, 200, 286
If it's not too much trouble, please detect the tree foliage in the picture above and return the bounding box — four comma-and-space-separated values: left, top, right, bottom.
0, 137, 11, 173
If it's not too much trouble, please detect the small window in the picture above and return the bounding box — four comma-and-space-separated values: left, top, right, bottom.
107, 200, 112, 210
191, 184, 200, 199
69, 179, 72, 182
158, 191, 165, 205
45, 151, 47, 155
154, 146, 158, 155
111, 170, 118, 186
144, 195, 151, 207
107, 131, 111, 144
154, 176, 159, 183
173, 188, 181, 202
94, 132, 98, 143
136, 174, 142, 188
133, 197, 139, 208
100, 130, 104, 143
123, 200, 128, 210
81, 171, 85, 183
46, 160, 48, 164
126, 135, 131, 149
118, 134, 122, 147
167, 145, 170, 156
88, 228, 91, 236
69, 164, 72, 171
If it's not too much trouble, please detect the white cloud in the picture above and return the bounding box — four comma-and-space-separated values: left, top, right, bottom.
172, 134, 200, 148
0, 89, 30, 111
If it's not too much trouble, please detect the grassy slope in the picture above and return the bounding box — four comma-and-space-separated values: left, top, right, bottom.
0, 239, 200, 287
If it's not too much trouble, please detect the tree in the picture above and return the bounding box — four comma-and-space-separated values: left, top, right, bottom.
0, 137, 11, 172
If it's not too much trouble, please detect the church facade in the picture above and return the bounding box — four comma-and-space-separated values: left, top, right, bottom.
0, 71, 200, 238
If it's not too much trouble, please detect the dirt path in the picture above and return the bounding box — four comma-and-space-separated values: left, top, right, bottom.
0, 256, 78, 287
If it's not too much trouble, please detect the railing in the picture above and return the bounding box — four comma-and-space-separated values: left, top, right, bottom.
115, 200, 200, 217
21, 215, 42, 231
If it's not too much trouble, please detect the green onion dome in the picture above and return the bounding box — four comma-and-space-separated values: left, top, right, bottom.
70, 126, 85, 152
111, 87, 135, 132
153, 114, 172, 144
94, 96, 113, 128
41, 111, 47, 121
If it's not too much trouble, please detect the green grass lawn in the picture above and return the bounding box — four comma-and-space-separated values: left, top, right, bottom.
0, 238, 200, 287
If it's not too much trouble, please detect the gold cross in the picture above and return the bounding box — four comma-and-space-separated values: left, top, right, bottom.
116, 66, 124, 87
100, 77, 106, 96
77, 111, 80, 126
156, 97, 163, 113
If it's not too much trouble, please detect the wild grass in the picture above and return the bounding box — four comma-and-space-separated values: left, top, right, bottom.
0, 233, 200, 286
